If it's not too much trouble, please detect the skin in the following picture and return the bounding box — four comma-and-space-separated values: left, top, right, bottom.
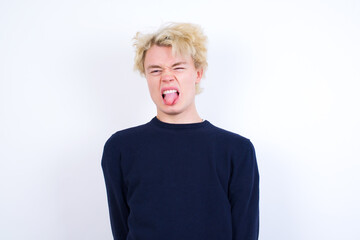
143, 45, 204, 124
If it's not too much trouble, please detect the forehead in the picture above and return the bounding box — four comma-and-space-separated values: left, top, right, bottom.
144, 45, 193, 67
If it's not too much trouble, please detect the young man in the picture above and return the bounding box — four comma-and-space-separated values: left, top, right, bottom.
101, 23, 259, 240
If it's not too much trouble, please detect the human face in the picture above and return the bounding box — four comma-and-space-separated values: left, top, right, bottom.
144, 45, 203, 119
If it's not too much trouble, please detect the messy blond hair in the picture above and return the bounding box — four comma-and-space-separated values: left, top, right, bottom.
133, 22, 208, 95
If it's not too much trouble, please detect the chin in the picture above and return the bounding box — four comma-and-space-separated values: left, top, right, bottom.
158, 106, 182, 115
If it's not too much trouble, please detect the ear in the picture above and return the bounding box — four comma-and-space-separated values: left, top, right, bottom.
195, 68, 203, 84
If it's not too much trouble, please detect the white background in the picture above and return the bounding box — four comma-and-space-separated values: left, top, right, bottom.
1, 0, 359, 239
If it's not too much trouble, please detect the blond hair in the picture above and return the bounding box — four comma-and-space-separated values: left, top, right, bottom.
133, 22, 208, 95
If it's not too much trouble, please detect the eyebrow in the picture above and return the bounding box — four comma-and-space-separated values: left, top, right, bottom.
172, 62, 187, 67
147, 61, 188, 70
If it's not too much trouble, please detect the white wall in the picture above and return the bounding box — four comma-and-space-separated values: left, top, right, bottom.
1, 0, 359, 239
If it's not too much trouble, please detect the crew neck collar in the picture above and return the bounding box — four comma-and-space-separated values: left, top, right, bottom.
149, 116, 210, 129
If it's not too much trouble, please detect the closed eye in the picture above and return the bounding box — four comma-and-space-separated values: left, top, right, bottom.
150, 69, 162, 74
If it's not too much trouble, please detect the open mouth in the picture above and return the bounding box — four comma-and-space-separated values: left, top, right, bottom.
162, 89, 180, 105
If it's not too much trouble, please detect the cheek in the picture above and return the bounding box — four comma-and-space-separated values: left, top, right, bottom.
183, 73, 198, 88
146, 78, 154, 89
146, 79, 160, 97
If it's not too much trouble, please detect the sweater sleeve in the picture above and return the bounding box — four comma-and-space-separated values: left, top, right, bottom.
101, 136, 130, 240
228, 140, 259, 240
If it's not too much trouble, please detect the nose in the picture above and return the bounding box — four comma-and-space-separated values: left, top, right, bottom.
161, 68, 175, 82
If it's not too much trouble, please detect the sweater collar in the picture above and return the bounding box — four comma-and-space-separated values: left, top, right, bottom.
149, 116, 210, 129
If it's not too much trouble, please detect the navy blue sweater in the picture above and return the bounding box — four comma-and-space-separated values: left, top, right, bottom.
101, 116, 259, 240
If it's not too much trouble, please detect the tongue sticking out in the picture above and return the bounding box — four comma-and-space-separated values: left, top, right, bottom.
163, 92, 179, 105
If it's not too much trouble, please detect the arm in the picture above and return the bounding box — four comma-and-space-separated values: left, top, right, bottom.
101, 136, 129, 240
228, 140, 259, 240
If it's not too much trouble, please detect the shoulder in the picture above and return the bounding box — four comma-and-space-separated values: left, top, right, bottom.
208, 123, 257, 168
103, 122, 150, 150
208, 122, 254, 151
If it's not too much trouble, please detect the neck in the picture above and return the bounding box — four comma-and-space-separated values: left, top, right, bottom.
156, 106, 203, 124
